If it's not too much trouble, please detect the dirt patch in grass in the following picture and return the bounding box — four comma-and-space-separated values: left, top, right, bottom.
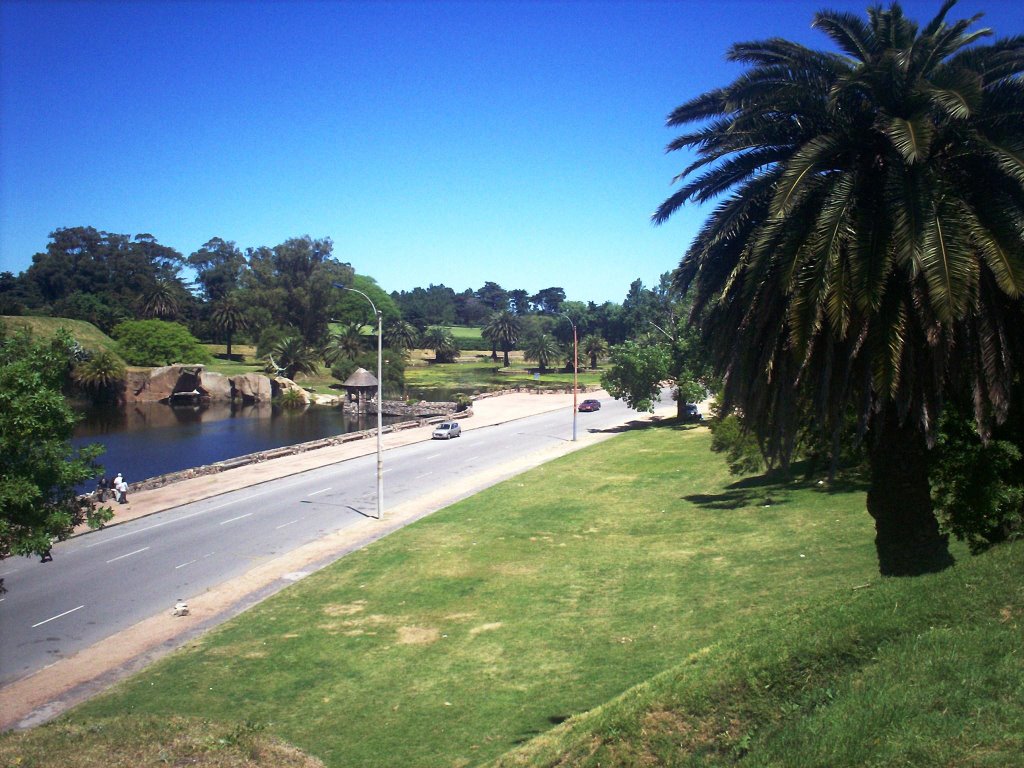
469, 622, 504, 636
321, 601, 367, 617
396, 626, 441, 645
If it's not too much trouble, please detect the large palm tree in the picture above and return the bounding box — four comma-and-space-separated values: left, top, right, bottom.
483, 311, 522, 367
656, 1, 1024, 576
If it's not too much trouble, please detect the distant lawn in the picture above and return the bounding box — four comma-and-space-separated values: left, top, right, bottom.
38, 425, 897, 766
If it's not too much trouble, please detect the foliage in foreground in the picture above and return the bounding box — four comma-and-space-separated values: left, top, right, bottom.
0, 328, 110, 577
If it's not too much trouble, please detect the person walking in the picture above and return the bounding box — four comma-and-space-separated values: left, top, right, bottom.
114, 473, 128, 504
95, 475, 108, 502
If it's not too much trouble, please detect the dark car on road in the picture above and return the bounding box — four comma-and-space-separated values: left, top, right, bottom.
682, 403, 702, 422
578, 399, 601, 412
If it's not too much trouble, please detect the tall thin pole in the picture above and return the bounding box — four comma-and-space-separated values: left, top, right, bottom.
375, 308, 383, 519
572, 322, 578, 442
560, 312, 578, 442
334, 283, 383, 520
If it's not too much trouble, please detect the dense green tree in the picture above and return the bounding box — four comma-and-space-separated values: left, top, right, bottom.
476, 281, 509, 312
112, 319, 212, 366
523, 332, 560, 373
932, 394, 1024, 553
244, 236, 352, 347
507, 289, 531, 316
530, 286, 566, 315
600, 341, 672, 413
332, 275, 400, 328
392, 284, 457, 329
188, 237, 247, 302
482, 310, 521, 367
21, 227, 189, 332
1, 328, 111, 582
655, 1, 1024, 575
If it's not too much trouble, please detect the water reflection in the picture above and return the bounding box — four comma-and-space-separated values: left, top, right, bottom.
72, 402, 403, 486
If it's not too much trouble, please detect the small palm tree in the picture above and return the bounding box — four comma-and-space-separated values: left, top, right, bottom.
73, 349, 125, 403
423, 326, 460, 363
483, 311, 521, 367
268, 336, 321, 381
141, 281, 179, 320
323, 322, 366, 365
581, 334, 609, 369
209, 295, 248, 359
524, 333, 560, 373
383, 319, 419, 352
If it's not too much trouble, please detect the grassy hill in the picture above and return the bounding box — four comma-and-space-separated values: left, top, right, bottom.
1, 424, 1019, 767
1, 315, 119, 354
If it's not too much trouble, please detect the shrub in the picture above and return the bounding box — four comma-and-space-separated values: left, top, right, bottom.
111, 320, 212, 367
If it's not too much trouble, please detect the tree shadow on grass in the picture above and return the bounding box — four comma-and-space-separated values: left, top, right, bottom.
684, 459, 869, 512
588, 416, 706, 435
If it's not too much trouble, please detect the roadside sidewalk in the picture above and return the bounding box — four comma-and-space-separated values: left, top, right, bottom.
82, 390, 582, 532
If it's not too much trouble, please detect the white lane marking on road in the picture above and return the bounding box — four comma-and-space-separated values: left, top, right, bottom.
425, 453, 444, 460
106, 547, 150, 564
275, 519, 299, 529
84, 478, 315, 548
32, 604, 84, 628
175, 559, 197, 569
220, 512, 253, 525
307, 487, 331, 497
415, 472, 433, 479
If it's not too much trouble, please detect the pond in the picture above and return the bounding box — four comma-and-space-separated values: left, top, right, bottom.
71, 401, 406, 488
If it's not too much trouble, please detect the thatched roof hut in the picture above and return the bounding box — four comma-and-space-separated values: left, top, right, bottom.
342, 367, 378, 412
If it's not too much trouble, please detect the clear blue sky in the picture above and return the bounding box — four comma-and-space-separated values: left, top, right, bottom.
2, 0, 1020, 304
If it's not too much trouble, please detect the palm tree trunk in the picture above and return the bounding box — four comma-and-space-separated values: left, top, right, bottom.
502, 346, 511, 368
866, 406, 954, 576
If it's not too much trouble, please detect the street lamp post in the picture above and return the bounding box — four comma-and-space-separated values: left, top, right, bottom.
334, 283, 383, 520
559, 313, 578, 442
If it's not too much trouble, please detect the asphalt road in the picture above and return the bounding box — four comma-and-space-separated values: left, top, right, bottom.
0, 393, 669, 687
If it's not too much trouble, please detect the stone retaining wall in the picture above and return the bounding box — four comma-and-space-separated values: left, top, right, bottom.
112, 385, 599, 494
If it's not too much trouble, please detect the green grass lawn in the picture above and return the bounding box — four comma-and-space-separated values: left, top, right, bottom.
2, 423, 1020, 767
13, 425, 885, 765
